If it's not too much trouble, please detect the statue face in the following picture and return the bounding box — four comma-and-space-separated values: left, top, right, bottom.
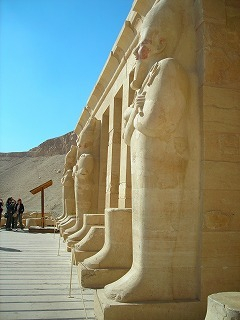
77, 125, 94, 153
131, 35, 158, 90
133, 39, 152, 61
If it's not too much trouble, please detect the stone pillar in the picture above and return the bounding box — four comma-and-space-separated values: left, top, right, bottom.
98, 110, 109, 214
197, 0, 240, 305
105, 98, 122, 208
118, 76, 133, 209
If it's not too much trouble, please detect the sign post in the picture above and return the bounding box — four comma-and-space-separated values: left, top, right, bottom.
30, 180, 53, 228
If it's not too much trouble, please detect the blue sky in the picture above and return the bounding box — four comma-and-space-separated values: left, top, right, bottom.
0, 0, 133, 152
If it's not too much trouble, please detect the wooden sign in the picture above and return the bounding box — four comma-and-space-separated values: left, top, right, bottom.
30, 180, 53, 228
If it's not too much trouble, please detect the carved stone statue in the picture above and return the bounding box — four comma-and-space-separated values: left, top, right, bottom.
63, 145, 78, 176
61, 169, 75, 218
59, 145, 77, 220
105, 0, 200, 302
73, 152, 94, 219
63, 118, 96, 239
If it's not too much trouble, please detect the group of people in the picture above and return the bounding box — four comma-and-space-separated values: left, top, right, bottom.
0, 197, 25, 231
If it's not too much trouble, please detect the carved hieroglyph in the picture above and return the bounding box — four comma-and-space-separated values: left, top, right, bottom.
105, 0, 201, 302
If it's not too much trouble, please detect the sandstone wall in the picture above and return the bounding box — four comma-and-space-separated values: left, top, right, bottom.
197, 0, 240, 303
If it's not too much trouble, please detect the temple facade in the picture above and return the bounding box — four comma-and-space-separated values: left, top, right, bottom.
59, 0, 240, 319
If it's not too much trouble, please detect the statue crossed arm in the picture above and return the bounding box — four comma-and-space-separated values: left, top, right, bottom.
124, 58, 189, 144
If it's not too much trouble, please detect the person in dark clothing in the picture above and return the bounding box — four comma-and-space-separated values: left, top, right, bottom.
6, 197, 16, 231
0, 199, 3, 227
15, 199, 25, 230
11, 199, 18, 231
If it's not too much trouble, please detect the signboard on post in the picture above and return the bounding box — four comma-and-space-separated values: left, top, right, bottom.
30, 180, 53, 228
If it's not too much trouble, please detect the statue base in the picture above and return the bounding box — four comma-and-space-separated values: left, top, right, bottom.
73, 250, 97, 265
59, 216, 76, 236
78, 262, 129, 289
205, 292, 240, 320
28, 226, 58, 233
94, 289, 202, 320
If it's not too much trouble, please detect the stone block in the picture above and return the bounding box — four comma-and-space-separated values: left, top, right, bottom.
203, 161, 240, 190
202, 231, 240, 259
203, 86, 240, 113
79, 263, 128, 289
204, 46, 240, 88
201, 232, 240, 299
205, 292, 240, 320
204, 132, 240, 162
204, 22, 230, 49
203, 190, 240, 231
202, 0, 226, 23
201, 0, 226, 23
203, 102, 240, 134
73, 250, 97, 265
226, 0, 240, 8
94, 289, 202, 320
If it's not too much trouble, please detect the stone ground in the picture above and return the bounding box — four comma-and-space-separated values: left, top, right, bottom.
0, 228, 95, 320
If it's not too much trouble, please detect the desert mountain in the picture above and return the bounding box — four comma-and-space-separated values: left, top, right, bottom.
0, 132, 77, 216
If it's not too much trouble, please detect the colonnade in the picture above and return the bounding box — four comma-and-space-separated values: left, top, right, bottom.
57, 0, 240, 319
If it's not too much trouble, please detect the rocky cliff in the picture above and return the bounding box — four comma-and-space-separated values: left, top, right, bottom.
0, 131, 77, 158
0, 131, 77, 216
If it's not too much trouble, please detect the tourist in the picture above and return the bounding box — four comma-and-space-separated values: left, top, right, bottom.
0, 199, 3, 227
11, 199, 18, 231
6, 197, 16, 231
15, 198, 25, 230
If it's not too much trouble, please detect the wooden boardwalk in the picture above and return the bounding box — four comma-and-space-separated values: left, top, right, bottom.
0, 228, 95, 320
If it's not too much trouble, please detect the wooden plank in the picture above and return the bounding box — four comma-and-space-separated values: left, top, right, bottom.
30, 180, 53, 195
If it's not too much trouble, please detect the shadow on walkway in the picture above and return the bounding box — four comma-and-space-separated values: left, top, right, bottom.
0, 247, 22, 252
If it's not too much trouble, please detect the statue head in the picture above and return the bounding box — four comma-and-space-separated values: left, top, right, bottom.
77, 118, 96, 153
63, 145, 77, 173
131, 0, 184, 90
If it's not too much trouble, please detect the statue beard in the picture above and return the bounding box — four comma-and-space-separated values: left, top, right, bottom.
131, 59, 152, 91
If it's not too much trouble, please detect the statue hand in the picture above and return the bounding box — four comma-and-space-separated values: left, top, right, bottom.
134, 91, 146, 116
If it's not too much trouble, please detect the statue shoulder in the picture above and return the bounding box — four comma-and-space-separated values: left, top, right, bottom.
148, 58, 189, 99
160, 57, 185, 70
160, 58, 188, 85
159, 58, 188, 81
